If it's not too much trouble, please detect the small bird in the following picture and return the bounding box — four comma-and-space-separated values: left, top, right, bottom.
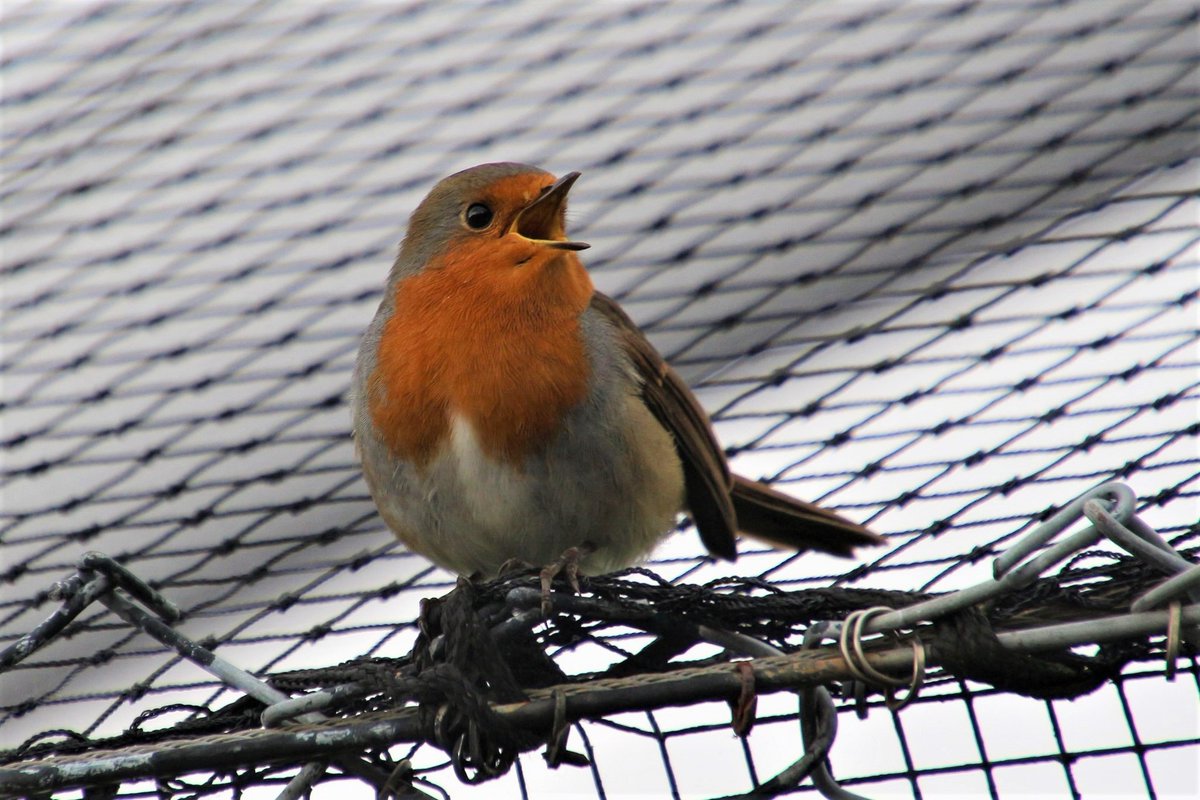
353, 163, 882, 587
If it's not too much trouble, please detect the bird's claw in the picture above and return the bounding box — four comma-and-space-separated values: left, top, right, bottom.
539, 543, 595, 615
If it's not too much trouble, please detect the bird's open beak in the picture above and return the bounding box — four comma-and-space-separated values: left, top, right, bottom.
511, 171, 590, 251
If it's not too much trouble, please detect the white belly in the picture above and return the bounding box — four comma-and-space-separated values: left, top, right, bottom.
446, 414, 536, 537
411, 400, 684, 577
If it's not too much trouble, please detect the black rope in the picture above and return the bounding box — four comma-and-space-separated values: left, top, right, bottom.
3, 552, 1184, 772
928, 605, 1148, 700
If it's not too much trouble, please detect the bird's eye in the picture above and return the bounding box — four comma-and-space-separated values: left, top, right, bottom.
464, 203, 494, 230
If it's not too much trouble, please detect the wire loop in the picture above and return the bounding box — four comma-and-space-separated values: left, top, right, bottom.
544, 690, 571, 766
838, 607, 926, 711
1165, 601, 1182, 682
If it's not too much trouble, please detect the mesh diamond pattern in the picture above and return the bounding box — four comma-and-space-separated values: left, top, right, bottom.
2, 1, 1197, 797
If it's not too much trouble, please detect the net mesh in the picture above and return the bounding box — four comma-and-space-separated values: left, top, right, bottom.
2, 0, 1197, 797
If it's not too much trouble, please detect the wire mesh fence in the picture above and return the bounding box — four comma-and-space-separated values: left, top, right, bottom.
1, 0, 1197, 798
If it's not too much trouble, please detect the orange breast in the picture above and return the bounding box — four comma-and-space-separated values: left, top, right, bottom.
368, 239, 595, 468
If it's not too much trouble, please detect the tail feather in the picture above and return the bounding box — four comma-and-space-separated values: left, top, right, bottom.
730, 475, 884, 558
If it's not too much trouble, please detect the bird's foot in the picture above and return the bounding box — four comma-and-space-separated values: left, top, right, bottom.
539, 542, 596, 616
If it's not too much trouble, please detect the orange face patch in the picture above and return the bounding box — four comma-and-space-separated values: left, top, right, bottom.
368, 223, 595, 469
486, 173, 555, 218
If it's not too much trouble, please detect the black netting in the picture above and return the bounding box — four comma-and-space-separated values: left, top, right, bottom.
2, 1, 1197, 798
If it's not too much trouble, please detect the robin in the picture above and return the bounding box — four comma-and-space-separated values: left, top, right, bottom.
353, 163, 882, 594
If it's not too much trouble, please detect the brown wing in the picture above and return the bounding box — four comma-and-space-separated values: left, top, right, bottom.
591, 292, 884, 559
590, 292, 739, 559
